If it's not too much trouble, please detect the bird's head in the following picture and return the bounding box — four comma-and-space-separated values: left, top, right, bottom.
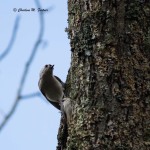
40, 64, 54, 78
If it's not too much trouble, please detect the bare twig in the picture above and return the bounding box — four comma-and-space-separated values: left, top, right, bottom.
0, 0, 45, 131
20, 92, 41, 100
0, 16, 20, 61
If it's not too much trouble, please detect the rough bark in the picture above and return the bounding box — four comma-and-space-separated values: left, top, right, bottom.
57, 1, 150, 150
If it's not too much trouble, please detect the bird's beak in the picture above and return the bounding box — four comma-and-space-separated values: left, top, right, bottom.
52, 65, 54, 68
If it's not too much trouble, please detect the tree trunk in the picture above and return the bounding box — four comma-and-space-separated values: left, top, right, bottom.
57, 1, 150, 150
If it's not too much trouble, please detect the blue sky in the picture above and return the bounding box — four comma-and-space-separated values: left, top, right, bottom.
0, 0, 70, 149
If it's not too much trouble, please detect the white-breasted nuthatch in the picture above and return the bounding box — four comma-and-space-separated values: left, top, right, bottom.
63, 97, 72, 124
38, 64, 64, 110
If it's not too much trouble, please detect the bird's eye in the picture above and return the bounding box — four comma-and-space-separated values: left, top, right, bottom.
45, 65, 48, 68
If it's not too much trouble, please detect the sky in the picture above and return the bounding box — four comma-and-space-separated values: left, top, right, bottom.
0, 0, 70, 150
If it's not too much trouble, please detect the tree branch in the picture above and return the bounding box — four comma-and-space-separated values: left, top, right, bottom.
20, 92, 42, 100
0, 16, 20, 61
0, 0, 45, 132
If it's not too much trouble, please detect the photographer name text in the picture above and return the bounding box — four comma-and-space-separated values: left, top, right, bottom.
13, 8, 48, 12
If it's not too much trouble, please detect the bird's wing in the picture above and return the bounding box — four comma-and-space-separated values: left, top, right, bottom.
49, 101, 61, 110
54, 75, 65, 87
38, 80, 61, 110
42, 90, 61, 110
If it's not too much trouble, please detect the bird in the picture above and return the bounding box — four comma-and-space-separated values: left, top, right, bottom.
62, 97, 72, 124
38, 64, 64, 110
